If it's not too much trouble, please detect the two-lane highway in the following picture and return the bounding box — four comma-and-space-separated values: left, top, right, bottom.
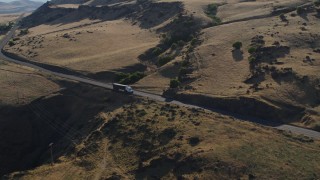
1, 17, 320, 140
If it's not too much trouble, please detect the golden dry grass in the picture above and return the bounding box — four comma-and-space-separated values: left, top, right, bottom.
0, 59, 60, 105
3, 0, 319, 129
0, 14, 19, 24
5, 19, 159, 73
10, 98, 320, 179
138, 0, 320, 129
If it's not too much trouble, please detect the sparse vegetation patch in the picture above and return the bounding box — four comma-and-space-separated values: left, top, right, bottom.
139, 14, 201, 71
8, 39, 15, 46
205, 3, 222, 25
115, 71, 145, 84
19, 29, 29, 36
0, 21, 14, 34
248, 47, 256, 54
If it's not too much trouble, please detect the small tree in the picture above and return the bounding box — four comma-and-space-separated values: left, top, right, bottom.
158, 55, 174, 66
152, 47, 162, 56
233, 41, 242, 50
207, 4, 218, 15
170, 79, 180, 88
19, 29, 29, 36
8, 39, 15, 46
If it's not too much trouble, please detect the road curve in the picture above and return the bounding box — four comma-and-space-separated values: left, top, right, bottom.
1, 16, 320, 140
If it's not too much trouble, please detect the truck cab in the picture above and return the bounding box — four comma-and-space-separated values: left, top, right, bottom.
113, 83, 134, 94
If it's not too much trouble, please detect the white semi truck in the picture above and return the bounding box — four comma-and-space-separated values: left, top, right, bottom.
112, 83, 134, 94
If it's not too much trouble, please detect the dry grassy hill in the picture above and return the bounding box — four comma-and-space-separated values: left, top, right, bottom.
0, 0, 42, 14
1, 1, 320, 179
1, 82, 319, 179
2, 0, 320, 128
0, 14, 19, 24
0, 14, 19, 40
0, 59, 60, 105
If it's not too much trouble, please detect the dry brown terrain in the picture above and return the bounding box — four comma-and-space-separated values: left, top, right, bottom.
0, 59, 60, 105
0, 14, 20, 40
2, 84, 319, 179
1, 0, 320, 179
2, 0, 320, 131
0, 14, 20, 24
5, 19, 158, 74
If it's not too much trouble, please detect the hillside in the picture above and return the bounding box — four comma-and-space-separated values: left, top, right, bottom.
0, 76, 319, 179
3, 0, 319, 131
0, 0, 43, 14
0, 0, 320, 178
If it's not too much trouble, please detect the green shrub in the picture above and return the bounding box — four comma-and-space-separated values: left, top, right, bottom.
152, 47, 163, 56
208, 15, 222, 25
8, 39, 15, 46
248, 47, 256, 54
233, 41, 242, 49
190, 38, 197, 46
19, 29, 29, 36
158, 55, 174, 66
248, 56, 256, 63
136, 109, 147, 117
207, 4, 218, 15
170, 79, 180, 88
0, 22, 13, 33
115, 71, 145, 84
205, 3, 221, 25
115, 72, 128, 82
314, 0, 320, 6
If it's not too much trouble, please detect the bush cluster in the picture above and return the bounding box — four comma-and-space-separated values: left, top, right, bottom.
115, 71, 145, 85
205, 3, 222, 25
152, 47, 163, 56
158, 55, 174, 66
207, 4, 218, 14
248, 47, 257, 54
0, 22, 14, 33
233, 41, 242, 50
8, 39, 15, 46
19, 29, 29, 36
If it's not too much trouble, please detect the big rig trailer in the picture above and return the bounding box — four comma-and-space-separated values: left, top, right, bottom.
112, 83, 134, 94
